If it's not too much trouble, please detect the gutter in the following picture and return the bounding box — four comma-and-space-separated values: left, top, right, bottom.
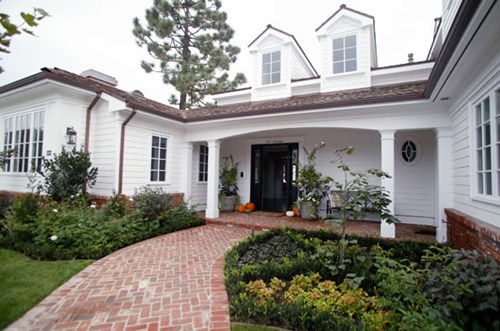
84, 92, 102, 153
118, 109, 137, 194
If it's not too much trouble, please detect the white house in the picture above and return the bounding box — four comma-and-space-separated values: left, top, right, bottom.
1, 1, 499, 258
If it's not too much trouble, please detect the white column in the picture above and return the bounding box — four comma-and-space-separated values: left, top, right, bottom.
435, 128, 453, 243
380, 130, 396, 238
205, 140, 221, 219
182, 142, 194, 206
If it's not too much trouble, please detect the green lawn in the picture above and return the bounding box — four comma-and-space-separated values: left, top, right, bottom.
0, 248, 93, 329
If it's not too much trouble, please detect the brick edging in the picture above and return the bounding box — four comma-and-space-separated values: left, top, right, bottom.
445, 208, 500, 262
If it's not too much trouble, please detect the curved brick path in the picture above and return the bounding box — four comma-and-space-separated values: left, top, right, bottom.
7, 225, 251, 331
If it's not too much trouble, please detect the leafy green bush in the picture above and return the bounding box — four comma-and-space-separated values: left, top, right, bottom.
1, 190, 204, 260
37, 147, 98, 201
132, 186, 172, 221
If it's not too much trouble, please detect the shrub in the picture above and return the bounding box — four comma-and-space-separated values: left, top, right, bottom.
37, 147, 98, 201
132, 186, 172, 221
1, 194, 40, 251
101, 191, 130, 218
0, 194, 14, 220
158, 203, 204, 233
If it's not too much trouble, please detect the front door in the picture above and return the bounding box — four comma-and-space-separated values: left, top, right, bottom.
251, 143, 298, 212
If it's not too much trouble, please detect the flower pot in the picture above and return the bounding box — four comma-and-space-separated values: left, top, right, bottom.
299, 201, 317, 220
221, 195, 238, 212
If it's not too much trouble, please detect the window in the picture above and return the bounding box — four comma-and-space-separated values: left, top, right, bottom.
262, 50, 281, 85
332, 35, 357, 74
199, 144, 208, 182
150, 135, 167, 182
2, 110, 44, 173
474, 89, 500, 197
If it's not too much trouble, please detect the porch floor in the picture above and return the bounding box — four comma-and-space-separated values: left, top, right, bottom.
204, 211, 437, 243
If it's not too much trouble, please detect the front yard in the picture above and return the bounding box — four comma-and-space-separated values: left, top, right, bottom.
0, 248, 92, 329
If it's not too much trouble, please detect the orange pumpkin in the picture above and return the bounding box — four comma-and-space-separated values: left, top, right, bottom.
292, 207, 298, 216
245, 202, 256, 212
237, 204, 245, 213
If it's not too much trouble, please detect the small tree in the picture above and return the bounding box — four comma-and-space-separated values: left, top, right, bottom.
0, 148, 15, 168
326, 146, 397, 264
132, 0, 246, 109
37, 147, 98, 201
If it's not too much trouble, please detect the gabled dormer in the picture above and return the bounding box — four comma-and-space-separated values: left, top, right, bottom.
248, 25, 317, 102
316, 4, 377, 92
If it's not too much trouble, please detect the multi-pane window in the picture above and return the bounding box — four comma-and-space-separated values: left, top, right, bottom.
474, 89, 500, 197
2, 110, 44, 173
333, 35, 357, 74
199, 144, 208, 182
262, 50, 281, 85
150, 135, 167, 182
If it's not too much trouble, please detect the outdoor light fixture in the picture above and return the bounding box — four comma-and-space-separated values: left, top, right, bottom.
66, 127, 77, 145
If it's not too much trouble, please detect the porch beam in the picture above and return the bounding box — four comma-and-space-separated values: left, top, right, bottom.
435, 128, 453, 243
205, 140, 221, 219
379, 130, 396, 238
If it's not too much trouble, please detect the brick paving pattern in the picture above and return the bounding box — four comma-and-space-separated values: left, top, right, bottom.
6, 225, 251, 331
7, 213, 435, 331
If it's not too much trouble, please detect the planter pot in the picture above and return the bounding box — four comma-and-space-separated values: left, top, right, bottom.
300, 201, 317, 220
220, 195, 238, 212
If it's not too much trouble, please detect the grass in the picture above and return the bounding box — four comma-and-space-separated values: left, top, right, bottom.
0, 248, 93, 330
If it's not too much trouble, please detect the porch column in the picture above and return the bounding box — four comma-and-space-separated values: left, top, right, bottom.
379, 130, 396, 238
205, 140, 221, 219
183, 142, 194, 205
435, 128, 453, 243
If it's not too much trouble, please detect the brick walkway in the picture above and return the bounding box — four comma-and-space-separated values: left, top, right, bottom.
6, 225, 251, 331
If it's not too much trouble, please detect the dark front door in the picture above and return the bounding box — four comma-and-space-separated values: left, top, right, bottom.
251, 143, 298, 212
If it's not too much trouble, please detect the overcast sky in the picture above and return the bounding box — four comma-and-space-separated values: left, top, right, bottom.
0, 0, 442, 104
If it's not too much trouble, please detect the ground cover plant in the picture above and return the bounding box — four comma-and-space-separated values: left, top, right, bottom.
0, 248, 92, 329
0, 187, 205, 260
225, 228, 500, 331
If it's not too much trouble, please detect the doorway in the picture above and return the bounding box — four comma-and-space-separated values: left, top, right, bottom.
251, 143, 298, 212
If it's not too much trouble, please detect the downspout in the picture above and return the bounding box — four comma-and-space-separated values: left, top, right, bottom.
118, 109, 137, 194
84, 92, 102, 153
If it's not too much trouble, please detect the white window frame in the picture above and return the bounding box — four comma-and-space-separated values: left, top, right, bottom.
149, 134, 170, 183
2, 109, 45, 174
198, 144, 208, 183
261, 50, 281, 86
471, 87, 500, 204
330, 33, 358, 75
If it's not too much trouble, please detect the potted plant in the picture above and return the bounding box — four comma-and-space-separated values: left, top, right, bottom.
219, 155, 240, 212
294, 142, 332, 220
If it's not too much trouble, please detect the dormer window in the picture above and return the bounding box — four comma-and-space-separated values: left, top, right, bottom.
262, 50, 281, 85
332, 35, 357, 74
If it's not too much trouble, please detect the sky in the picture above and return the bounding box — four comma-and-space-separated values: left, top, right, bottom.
0, 0, 442, 105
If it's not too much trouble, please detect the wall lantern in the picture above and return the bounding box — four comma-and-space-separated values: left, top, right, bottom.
66, 127, 77, 145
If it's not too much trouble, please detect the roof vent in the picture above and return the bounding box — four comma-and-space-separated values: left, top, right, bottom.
80, 69, 118, 86
407, 53, 414, 63
130, 89, 145, 98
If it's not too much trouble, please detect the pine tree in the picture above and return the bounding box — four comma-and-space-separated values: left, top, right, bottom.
133, 0, 246, 109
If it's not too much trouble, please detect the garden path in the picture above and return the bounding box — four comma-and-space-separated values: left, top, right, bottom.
6, 225, 251, 331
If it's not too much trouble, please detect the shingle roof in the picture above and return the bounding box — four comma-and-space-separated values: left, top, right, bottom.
184, 81, 427, 122
0, 67, 428, 123
0, 67, 186, 121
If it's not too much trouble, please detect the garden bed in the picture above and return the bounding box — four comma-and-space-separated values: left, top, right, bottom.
225, 228, 500, 330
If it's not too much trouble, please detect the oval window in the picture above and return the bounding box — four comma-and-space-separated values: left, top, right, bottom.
401, 140, 418, 163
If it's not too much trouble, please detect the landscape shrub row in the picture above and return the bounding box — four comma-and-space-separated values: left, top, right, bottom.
225, 228, 500, 331
0, 188, 205, 260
